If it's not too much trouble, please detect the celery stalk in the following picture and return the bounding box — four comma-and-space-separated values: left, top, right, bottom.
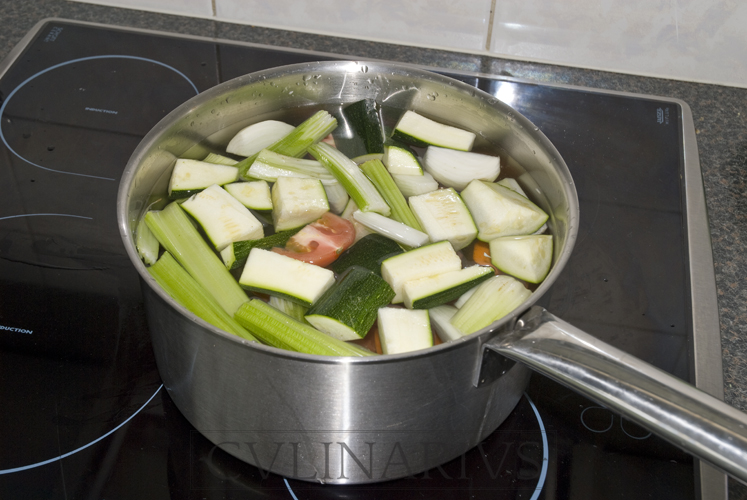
236, 110, 338, 180
308, 142, 391, 216
359, 159, 423, 231
148, 252, 258, 342
234, 299, 374, 357
145, 202, 249, 316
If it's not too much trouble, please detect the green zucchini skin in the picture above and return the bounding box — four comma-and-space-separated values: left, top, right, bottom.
410, 268, 495, 309
221, 227, 302, 270
328, 234, 403, 276
344, 99, 385, 154
305, 266, 395, 339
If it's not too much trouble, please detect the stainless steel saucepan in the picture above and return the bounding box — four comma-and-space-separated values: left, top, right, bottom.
117, 61, 747, 484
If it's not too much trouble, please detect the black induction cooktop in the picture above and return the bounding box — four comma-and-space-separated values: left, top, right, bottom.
0, 19, 723, 500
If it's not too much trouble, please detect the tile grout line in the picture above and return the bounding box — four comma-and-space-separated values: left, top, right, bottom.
486, 0, 497, 51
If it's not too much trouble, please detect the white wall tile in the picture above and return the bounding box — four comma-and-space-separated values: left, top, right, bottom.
489, 0, 747, 87
215, 0, 493, 53
72, 0, 213, 18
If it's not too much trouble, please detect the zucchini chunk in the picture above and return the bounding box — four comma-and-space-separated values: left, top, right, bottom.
220, 227, 302, 271
489, 234, 553, 284
380, 240, 462, 303
329, 233, 404, 276
402, 265, 494, 310
239, 248, 336, 307
168, 159, 239, 199
305, 267, 395, 341
392, 110, 475, 151
377, 307, 433, 354
271, 176, 330, 232
409, 187, 477, 251
450, 275, 531, 334
383, 144, 423, 176
181, 184, 264, 251
423, 146, 500, 191
224, 181, 273, 211
343, 99, 385, 154
460, 180, 549, 241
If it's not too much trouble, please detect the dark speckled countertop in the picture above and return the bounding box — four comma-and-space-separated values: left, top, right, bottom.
2, 0, 746, 497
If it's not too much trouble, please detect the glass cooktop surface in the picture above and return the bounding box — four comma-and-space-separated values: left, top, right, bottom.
0, 19, 721, 500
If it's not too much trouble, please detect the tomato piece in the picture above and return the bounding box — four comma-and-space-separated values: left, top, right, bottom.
272, 212, 355, 267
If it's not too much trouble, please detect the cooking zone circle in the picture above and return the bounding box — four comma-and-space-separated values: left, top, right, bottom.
0, 55, 198, 180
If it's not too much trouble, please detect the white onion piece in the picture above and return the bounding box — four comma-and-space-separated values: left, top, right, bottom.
226, 120, 295, 157
352, 210, 430, 248
429, 305, 465, 342
391, 171, 439, 197
423, 146, 500, 191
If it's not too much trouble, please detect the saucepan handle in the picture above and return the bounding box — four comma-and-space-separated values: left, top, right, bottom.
484, 306, 747, 484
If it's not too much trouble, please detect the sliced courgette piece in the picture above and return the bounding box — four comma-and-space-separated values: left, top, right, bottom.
181, 184, 264, 251
305, 266, 395, 341
409, 187, 477, 251
224, 181, 273, 211
238, 248, 336, 307
402, 265, 494, 309
383, 144, 423, 176
271, 176, 330, 232
496, 177, 526, 197
489, 234, 553, 284
380, 240, 462, 303
343, 99, 385, 155
168, 159, 239, 199
377, 307, 433, 354
460, 180, 549, 241
391, 110, 475, 151
220, 227, 302, 271
328, 233, 404, 276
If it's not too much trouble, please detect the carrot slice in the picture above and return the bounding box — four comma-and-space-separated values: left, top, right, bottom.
472, 240, 492, 266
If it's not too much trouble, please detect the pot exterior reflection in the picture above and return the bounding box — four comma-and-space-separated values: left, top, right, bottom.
119, 61, 578, 483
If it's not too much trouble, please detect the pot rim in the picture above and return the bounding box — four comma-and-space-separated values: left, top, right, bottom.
117, 59, 580, 365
